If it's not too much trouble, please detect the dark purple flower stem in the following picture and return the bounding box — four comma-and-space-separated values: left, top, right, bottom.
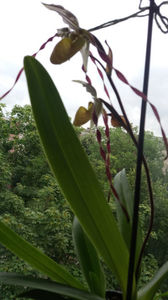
90, 53, 154, 277
126, 0, 155, 298
93, 111, 130, 221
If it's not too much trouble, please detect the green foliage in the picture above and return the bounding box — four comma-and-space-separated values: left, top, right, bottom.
138, 254, 159, 288
23, 56, 131, 297
0, 56, 168, 299
72, 217, 106, 297
113, 169, 143, 274
0, 273, 103, 300
143, 132, 164, 182
0, 104, 78, 298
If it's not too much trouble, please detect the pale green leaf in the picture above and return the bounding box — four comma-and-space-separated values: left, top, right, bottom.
114, 169, 142, 270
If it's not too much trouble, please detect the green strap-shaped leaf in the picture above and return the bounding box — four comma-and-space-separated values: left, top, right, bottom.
0, 273, 103, 300
114, 169, 142, 270
138, 261, 168, 300
19, 289, 71, 300
0, 221, 83, 289
23, 56, 134, 296
154, 291, 168, 300
72, 216, 106, 297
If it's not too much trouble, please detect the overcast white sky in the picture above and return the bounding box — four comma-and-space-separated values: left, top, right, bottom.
0, 0, 168, 136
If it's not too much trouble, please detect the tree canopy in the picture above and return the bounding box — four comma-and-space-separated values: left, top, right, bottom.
0, 103, 167, 298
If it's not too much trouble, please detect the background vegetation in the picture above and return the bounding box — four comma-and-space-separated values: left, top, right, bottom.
0, 103, 168, 298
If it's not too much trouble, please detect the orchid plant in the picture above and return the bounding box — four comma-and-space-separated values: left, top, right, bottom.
0, 2, 168, 300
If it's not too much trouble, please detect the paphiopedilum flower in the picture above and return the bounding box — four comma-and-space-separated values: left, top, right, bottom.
42, 3, 91, 70
72, 81, 103, 127
72, 80, 127, 128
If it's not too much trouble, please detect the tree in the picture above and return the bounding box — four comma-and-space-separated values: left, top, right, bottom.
0, 105, 77, 299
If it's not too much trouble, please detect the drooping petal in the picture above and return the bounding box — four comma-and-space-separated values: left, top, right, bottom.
80, 40, 90, 72
90, 99, 103, 128
73, 102, 94, 126
105, 40, 113, 76
94, 98, 103, 118
42, 3, 79, 30
50, 34, 85, 64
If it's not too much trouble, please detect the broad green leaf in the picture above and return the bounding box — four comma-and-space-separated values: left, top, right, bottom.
114, 169, 142, 269
72, 216, 106, 297
0, 273, 103, 300
138, 261, 168, 300
0, 220, 83, 289
24, 56, 135, 296
19, 289, 71, 300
